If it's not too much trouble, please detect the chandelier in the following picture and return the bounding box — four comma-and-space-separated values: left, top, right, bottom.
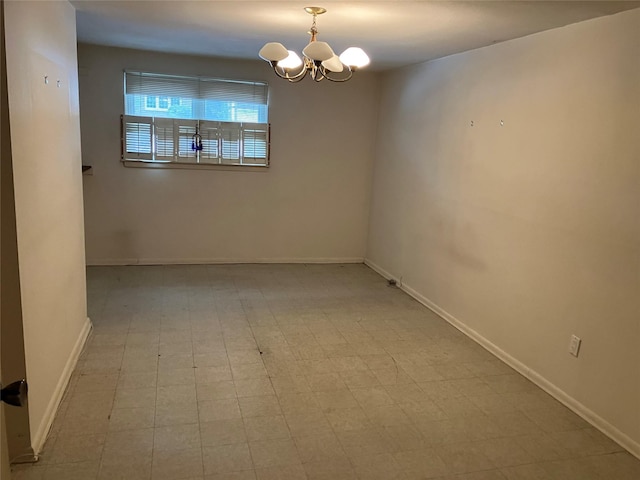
259, 6, 370, 83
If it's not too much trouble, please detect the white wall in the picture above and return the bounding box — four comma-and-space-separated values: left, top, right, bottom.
367, 9, 640, 455
4, 0, 90, 452
78, 44, 378, 265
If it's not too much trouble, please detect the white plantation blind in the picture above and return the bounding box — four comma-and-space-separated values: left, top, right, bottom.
124, 116, 153, 160
199, 122, 220, 163
177, 122, 198, 161
154, 118, 175, 161
122, 116, 270, 166
122, 71, 270, 167
243, 127, 269, 160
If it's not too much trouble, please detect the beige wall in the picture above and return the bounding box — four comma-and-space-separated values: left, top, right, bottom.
367, 9, 640, 455
4, 0, 90, 452
78, 44, 378, 265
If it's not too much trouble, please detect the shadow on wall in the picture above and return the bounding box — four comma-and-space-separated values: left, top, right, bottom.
113, 229, 137, 262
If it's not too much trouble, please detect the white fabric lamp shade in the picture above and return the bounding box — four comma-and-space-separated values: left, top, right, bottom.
303, 41, 335, 61
259, 42, 289, 62
277, 50, 303, 70
339, 47, 370, 68
322, 55, 344, 73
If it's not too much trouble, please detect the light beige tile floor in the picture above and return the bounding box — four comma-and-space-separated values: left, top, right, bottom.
11, 264, 640, 480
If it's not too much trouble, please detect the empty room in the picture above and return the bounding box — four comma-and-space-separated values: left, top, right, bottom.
1, 1, 639, 479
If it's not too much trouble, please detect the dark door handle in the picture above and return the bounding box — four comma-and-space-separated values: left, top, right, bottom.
1, 380, 28, 407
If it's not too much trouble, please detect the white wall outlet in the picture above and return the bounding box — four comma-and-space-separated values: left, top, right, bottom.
569, 334, 581, 357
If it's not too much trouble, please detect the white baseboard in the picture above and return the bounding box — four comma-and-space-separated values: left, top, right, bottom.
30, 317, 92, 455
86, 257, 365, 266
364, 258, 640, 460
526, 369, 640, 459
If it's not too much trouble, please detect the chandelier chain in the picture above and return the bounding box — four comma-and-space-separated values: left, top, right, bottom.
309, 13, 318, 40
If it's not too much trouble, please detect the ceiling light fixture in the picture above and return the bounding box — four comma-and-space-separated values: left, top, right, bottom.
259, 6, 370, 83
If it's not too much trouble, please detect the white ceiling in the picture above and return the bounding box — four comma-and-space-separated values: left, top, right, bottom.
71, 1, 640, 70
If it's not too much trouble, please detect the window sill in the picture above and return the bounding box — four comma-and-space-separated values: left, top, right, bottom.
122, 160, 269, 172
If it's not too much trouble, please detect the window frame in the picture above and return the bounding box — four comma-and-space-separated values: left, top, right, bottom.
121, 71, 271, 169
143, 95, 172, 112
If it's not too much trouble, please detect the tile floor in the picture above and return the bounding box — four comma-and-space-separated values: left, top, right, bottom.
11, 264, 640, 480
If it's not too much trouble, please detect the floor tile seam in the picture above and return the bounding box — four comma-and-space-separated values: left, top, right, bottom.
51, 384, 117, 469
195, 321, 253, 473
321, 399, 375, 463
192, 302, 221, 477
146, 338, 161, 480
238, 298, 290, 427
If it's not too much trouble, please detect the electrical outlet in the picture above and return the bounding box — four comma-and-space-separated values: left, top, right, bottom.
569, 335, 581, 357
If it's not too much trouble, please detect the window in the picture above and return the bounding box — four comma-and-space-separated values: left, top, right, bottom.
122, 72, 270, 167
144, 95, 172, 111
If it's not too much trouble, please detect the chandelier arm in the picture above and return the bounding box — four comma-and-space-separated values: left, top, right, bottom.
320, 65, 354, 83
284, 72, 309, 83
277, 68, 308, 82
310, 61, 325, 82
271, 62, 308, 82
